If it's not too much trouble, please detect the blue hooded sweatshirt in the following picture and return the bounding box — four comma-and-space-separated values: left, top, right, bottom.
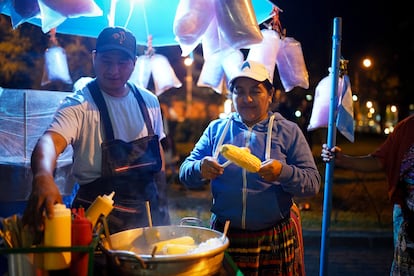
179, 112, 320, 230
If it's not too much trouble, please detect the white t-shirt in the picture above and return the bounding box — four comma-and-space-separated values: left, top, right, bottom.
48, 84, 166, 184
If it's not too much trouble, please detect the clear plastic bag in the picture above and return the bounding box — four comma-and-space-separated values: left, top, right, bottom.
197, 53, 225, 93
215, 0, 263, 49
38, 0, 102, 33
151, 54, 182, 96
41, 46, 73, 86
129, 55, 152, 89
9, 0, 40, 28
276, 37, 309, 92
247, 29, 282, 83
173, 0, 214, 57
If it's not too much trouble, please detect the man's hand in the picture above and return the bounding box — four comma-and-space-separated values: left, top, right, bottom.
321, 144, 342, 163
22, 174, 63, 233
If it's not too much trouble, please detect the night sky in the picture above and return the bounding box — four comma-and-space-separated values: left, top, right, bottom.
275, 0, 390, 85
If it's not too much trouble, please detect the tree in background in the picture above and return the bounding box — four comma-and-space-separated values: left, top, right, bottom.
0, 14, 95, 91
0, 15, 38, 88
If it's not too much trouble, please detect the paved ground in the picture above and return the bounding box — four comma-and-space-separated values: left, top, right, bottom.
303, 231, 393, 276
167, 182, 394, 276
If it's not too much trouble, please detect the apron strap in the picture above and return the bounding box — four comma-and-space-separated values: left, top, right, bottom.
87, 79, 114, 140
128, 82, 154, 135
87, 79, 155, 141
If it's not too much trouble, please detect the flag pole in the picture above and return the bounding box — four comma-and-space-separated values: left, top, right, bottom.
319, 17, 342, 276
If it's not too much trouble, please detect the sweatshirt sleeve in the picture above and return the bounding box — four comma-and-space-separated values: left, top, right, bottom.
179, 121, 217, 189
277, 122, 321, 198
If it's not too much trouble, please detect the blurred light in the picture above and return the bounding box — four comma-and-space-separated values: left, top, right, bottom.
295, 110, 302, 118
352, 94, 358, 101
366, 101, 373, 108
224, 99, 232, 114
390, 105, 397, 113
305, 94, 313, 101
184, 56, 193, 67
369, 107, 375, 114
362, 58, 372, 68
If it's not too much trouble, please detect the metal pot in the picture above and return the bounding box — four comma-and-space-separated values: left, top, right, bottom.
99, 225, 229, 275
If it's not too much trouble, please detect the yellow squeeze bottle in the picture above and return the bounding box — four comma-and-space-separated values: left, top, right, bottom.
85, 191, 115, 228
44, 203, 72, 270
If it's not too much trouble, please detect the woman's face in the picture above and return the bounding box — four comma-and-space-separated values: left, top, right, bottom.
231, 77, 273, 126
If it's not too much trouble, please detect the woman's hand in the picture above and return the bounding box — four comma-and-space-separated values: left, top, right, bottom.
200, 156, 224, 180
258, 159, 282, 182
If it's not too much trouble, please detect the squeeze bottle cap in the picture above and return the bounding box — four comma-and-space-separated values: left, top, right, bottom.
53, 203, 71, 217
85, 191, 115, 228
104, 191, 115, 204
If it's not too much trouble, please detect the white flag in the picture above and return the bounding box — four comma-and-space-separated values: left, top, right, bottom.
308, 73, 354, 142
336, 75, 354, 142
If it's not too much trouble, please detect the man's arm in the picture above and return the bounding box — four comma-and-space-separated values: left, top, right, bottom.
23, 131, 68, 231
321, 144, 383, 172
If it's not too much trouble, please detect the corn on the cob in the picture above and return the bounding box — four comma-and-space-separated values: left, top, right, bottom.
220, 144, 261, 173
162, 244, 197, 255
151, 236, 195, 253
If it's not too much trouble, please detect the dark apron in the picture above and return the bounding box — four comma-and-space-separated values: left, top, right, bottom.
72, 80, 170, 233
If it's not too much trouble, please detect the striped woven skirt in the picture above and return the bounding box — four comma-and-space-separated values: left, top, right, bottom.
213, 215, 304, 276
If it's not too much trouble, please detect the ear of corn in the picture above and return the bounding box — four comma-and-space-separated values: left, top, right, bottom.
162, 244, 197, 255
220, 144, 261, 173
151, 236, 195, 253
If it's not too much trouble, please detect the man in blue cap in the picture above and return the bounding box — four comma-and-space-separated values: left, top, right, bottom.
23, 26, 170, 236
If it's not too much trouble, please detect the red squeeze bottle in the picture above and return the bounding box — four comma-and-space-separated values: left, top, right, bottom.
70, 207, 93, 276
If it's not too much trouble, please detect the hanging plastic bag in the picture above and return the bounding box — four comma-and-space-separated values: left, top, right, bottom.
173, 0, 214, 57
276, 37, 309, 92
41, 0, 102, 17
13, 0, 40, 19
129, 55, 152, 89
41, 45, 73, 86
38, 0, 103, 33
201, 16, 233, 59
9, 0, 40, 27
215, 0, 263, 49
0, 0, 8, 12
197, 52, 225, 93
247, 29, 281, 83
222, 49, 244, 84
307, 74, 331, 131
151, 54, 182, 96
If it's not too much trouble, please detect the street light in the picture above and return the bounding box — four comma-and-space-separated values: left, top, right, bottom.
184, 54, 193, 118
362, 58, 372, 69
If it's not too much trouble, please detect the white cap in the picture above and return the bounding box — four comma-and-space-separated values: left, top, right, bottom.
228, 60, 272, 90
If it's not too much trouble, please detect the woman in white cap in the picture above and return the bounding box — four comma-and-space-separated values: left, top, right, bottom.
179, 60, 320, 275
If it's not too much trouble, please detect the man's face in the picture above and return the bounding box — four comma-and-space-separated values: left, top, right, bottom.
93, 50, 135, 94
231, 77, 272, 126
